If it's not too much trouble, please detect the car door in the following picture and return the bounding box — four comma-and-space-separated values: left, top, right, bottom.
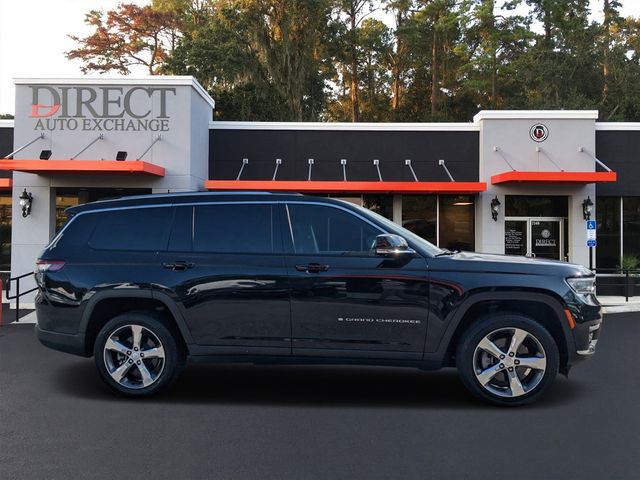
283, 202, 430, 360
154, 202, 291, 355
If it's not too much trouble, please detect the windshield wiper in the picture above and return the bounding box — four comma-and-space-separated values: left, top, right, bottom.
435, 249, 455, 257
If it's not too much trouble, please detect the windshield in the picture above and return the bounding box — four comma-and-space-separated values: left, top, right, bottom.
350, 202, 444, 257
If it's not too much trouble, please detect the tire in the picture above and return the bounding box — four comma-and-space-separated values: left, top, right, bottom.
94, 312, 186, 397
456, 313, 560, 407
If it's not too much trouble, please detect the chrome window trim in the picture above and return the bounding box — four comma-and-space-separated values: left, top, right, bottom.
50, 200, 388, 254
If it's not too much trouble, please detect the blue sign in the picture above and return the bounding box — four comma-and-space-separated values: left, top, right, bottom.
587, 220, 596, 230
587, 239, 597, 247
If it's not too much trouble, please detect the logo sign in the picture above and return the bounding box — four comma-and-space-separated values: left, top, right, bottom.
27, 85, 176, 133
529, 123, 549, 142
586, 220, 596, 246
541, 229, 551, 239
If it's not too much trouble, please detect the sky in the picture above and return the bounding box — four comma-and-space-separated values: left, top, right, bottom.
1, 0, 640, 115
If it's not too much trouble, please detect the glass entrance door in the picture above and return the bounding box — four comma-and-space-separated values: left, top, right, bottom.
530, 220, 562, 260
505, 218, 565, 261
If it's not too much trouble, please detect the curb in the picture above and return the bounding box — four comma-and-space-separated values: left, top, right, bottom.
602, 305, 640, 314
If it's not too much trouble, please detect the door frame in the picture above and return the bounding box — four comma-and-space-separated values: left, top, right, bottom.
505, 216, 566, 260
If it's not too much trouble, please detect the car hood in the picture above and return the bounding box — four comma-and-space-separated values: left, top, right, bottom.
433, 251, 592, 277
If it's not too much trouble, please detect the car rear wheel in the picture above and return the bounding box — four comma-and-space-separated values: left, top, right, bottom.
94, 312, 185, 397
456, 313, 559, 406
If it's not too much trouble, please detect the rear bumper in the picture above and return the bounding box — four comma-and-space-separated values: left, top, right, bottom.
35, 324, 90, 357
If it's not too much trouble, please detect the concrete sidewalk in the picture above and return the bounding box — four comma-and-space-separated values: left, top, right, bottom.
598, 296, 640, 314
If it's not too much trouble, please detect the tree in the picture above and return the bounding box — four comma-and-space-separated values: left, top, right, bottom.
240, 0, 332, 121
67, 3, 181, 74
384, 0, 415, 117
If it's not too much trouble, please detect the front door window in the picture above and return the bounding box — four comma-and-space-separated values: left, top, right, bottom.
505, 218, 565, 261
531, 220, 561, 260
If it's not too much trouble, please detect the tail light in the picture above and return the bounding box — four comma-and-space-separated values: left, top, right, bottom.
36, 259, 66, 272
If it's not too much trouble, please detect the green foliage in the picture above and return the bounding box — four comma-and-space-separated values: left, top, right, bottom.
67, 0, 640, 122
619, 255, 640, 272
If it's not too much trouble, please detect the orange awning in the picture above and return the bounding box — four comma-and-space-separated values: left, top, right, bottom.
0, 178, 11, 190
0, 160, 165, 177
491, 171, 616, 184
204, 180, 487, 194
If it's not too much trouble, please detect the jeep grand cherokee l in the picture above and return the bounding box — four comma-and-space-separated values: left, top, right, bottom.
35, 192, 602, 406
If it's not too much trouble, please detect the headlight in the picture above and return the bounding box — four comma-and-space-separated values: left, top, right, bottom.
566, 276, 596, 295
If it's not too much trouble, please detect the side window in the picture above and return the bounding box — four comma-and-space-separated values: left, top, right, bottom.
287, 204, 381, 255
89, 207, 172, 251
193, 204, 277, 254
168, 206, 193, 252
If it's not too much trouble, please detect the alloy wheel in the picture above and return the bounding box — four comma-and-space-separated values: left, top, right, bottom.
472, 327, 547, 398
103, 324, 166, 390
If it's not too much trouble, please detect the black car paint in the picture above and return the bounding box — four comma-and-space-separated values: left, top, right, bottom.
35, 192, 601, 372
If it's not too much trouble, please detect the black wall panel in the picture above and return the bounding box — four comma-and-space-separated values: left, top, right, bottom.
209, 129, 480, 182
0, 128, 13, 179
596, 130, 640, 196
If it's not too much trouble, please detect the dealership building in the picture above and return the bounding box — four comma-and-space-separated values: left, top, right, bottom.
0, 76, 638, 303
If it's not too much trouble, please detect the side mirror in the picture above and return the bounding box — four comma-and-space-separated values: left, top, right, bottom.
374, 234, 416, 256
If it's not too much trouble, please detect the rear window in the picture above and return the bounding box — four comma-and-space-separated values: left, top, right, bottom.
88, 207, 172, 251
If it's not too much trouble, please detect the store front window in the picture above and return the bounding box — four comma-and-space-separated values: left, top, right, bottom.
0, 193, 11, 271
362, 195, 393, 220
402, 195, 437, 245
596, 197, 620, 269
623, 197, 640, 261
440, 195, 475, 251
401, 195, 475, 251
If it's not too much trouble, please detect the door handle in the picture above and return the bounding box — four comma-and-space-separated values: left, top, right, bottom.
295, 263, 329, 273
162, 261, 195, 271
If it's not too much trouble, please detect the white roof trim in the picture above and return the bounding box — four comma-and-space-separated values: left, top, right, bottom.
0, 120, 14, 128
595, 122, 640, 131
208, 121, 479, 131
473, 110, 599, 122
13, 76, 215, 109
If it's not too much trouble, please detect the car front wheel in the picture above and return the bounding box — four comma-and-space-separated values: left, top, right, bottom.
94, 312, 185, 397
456, 313, 560, 406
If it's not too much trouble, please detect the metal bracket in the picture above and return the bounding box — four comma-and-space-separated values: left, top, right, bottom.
236, 158, 249, 180
341, 158, 347, 181
579, 146, 613, 172
136, 134, 162, 161
438, 159, 455, 182
4, 133, 46, 159
373, 159, 382, 181
272, 158, 282, 180
493, 146, 516, 171
405, 159, 418, 182
307, 158, 314, 181
70, 134, 104, 160
536, 146, 564, 171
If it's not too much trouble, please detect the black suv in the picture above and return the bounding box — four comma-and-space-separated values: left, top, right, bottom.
35, 192, 602, 406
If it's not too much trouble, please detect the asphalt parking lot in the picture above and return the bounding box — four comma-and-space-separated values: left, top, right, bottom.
1, 313, 639, 480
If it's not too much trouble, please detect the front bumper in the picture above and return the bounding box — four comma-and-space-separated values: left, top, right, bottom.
575, 320, 602, 356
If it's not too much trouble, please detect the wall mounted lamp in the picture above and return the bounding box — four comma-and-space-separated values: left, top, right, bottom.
19, 189, 33, 218
490, 196, 501, 221
582, 196, 593, 220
